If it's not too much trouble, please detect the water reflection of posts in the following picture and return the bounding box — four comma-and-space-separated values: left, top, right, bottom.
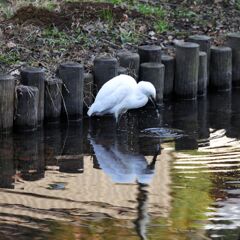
198, 97, 210, 147
138, 107, 162, 155
228, 89, 240, 138
58, 124, 84, 173
0, 135, 15, 189
44, 125, 63, 167
14, 131, 45, 181
173, 100, 198, 151
208, 92, 231, 130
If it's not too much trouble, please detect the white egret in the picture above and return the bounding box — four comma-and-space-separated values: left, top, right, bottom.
87, 74, 157, 122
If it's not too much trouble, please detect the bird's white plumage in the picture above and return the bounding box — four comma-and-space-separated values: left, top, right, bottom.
87, 74, 156, 121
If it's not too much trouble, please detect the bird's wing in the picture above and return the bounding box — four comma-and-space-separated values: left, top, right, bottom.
94, 74, 137, 102
89, 83, 132, 115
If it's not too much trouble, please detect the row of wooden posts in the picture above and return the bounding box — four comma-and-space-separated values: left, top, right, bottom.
0, 33, 240, 134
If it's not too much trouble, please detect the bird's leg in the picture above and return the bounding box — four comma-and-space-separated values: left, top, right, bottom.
148, 144, 161, 170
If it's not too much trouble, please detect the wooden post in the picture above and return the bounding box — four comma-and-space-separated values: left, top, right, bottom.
162, 54, 175, 99
226, 33, 240, 87
117, 66, 128, 75
14, 85, 39, 132
58, 62, 84, 121
175, 42, 199, 99
20, 67, 45, 125
93, 56, 118, 91
117, 51, 140, 79
188, 35, 211, 81
140, 62, 165, 105
210, 46, 232, 91
83, 73, 94, 111
198, 51, 208, 96
138, 45, 162, 63
0, 74, 15, 133
45, 78, 62, 123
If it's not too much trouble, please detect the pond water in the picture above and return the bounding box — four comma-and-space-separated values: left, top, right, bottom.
0, 91, 240, 240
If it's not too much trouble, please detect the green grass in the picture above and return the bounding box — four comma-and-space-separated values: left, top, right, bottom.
136, 3, 165, 17
99, 8, 114, 22
42, 27, 90, 48
236, 0, 240, 10
0, 51, 20, 65
154, 20, 169, 33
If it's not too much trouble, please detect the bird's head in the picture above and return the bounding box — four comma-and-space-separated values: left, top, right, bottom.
138, 81, 156, 102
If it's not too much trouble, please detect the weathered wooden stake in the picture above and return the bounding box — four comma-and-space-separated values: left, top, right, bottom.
14, 85, 39, 132
117, 51, 140, 79
175, 42, 199, 99
20, 67, 45, 125
58, 62, 84, 121
138, 45, 162, 63
161, 54, 175, 99
0, 74, 15, 133
45, 78, 62, 123
140, 62, 165, 105
83, 73, 94, 110
93, 56, 118, 91
227, 33, 240, 87
210, 46, 232, 91
188, 35, 211, 80
198, 51, 208, 96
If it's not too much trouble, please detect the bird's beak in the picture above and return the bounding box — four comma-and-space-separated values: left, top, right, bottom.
149, 97, 157, 108
149, 97, 160, 117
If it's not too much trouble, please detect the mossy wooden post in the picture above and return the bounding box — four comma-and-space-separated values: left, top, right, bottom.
0, 74, 15, 133
175, 42, 199, 99
93, 56, 118, 91
117, 51, 140, 79
58, 62, 84, 121
210, 46, 232, 91
140, 62, 165, 105
117, 66, 127, 75
162, 54, 175, 99
227, 33, 240, 87
83, 73, 94, 111
14, 85, 39, 132
198, 51, 208, 96
138, 45, 162, 63
20, 67, 45, 125
45, 78, 62, 123
188, 35, 211, 81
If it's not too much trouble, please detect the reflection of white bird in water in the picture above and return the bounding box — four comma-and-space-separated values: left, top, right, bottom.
89, 137, 158, 184
87, 74, 157, 122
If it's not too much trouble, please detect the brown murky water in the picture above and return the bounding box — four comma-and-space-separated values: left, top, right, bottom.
0, 91, 240, 240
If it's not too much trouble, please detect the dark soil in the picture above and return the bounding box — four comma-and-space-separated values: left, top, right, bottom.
0, 1, 240, 77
